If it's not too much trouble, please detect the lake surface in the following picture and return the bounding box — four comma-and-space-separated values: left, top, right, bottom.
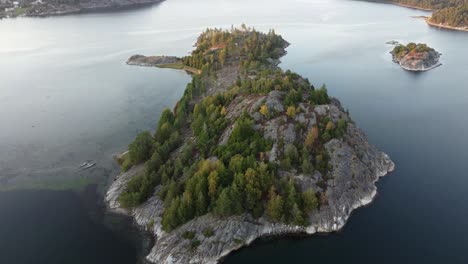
1, 0, 468, 263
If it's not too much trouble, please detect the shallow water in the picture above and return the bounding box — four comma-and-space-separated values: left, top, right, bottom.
1, 0, 468, 263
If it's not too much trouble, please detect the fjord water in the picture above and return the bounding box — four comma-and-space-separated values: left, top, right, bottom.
1, 0, 467, 263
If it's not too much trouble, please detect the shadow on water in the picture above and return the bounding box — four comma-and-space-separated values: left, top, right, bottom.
0, 185, 152, 264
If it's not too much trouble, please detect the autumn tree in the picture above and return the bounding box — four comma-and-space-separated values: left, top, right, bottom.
305, 126, 319, 149
259, 104, 269, 116
266, 187, 284, 222
286, 106, 296, 118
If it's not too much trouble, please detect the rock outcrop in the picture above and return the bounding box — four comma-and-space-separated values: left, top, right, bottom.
106, 28, 395, 264
126, 55, 181, 67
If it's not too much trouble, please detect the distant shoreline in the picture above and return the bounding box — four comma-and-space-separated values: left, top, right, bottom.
385, 1, 434, 11
363, 0, 433, 11
0, 0, 163, 19
364, 1, 468, 33
423, 17, 468, 32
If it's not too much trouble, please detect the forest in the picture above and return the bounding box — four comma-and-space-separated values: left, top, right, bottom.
391, 42, 434, 60
431, 4, 468, 27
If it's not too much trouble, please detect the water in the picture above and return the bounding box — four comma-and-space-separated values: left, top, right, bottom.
1, 0, 467, 263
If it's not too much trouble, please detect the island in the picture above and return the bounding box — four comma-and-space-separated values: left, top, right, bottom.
390, 42, 442, 71
366, 0, 468, 31
0, 0, 163, 19
106, 26, 395, 264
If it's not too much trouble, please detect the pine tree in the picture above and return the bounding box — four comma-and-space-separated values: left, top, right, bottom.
245, 168, 262, 211
162, 197, 181, 231
208, 170, 219, 201
266, 187, 284, 222
230, 183, 244, 214
196, 192, 207, 216
302, 188, 318, 212
215, 188, 232, 217
291, 202, 305, 225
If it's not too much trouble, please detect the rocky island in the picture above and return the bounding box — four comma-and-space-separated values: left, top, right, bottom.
0, 0, 163, 19
390, 42, 442, 71
106, 26, 395, 264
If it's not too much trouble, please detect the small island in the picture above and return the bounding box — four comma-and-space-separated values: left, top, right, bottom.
390, 42, 442, 72
106, 26, 394, 264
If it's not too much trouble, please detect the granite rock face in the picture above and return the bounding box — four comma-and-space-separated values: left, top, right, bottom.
126, 55, 180, 67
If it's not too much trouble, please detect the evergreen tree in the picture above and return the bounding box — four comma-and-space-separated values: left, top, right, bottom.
208, 171, 219, 201
266, 187, 284, 222
215, 188, 232, 216
244, 168, 262, 211
128, 131, 153, 164
302, 188, 318, 212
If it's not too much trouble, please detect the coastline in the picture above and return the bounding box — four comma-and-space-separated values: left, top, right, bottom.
106, 141, 394, 264
362, 0, 434, 11
0, 0, 163, 19
400, 62, 442, 72
424, 17, 468, 32
386, 1, 433, 11
364, 1, 468, 33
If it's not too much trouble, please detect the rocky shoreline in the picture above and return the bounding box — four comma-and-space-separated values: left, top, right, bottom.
126, 55, 181, 67
0, 0, 163, 19
106, 127, 394, 264
106, 28, 395, 264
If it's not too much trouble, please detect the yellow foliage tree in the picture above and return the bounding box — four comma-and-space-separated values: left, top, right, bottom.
305, 125, 319, 149
326, 121, 335, 131
208, 171, 219, 200
260, 104, 269, 116
220, 106, 227, 116
286, 106, 296, 118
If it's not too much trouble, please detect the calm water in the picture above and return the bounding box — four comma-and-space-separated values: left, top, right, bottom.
1, 0, 468, 263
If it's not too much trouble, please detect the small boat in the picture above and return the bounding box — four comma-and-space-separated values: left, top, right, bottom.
79, 160, 96, 170
81, 162, 96, 170
79, 160, 92, 168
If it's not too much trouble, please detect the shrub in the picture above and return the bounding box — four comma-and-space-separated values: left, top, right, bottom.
202, 228, 215, 237
182, 230, 196, 240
